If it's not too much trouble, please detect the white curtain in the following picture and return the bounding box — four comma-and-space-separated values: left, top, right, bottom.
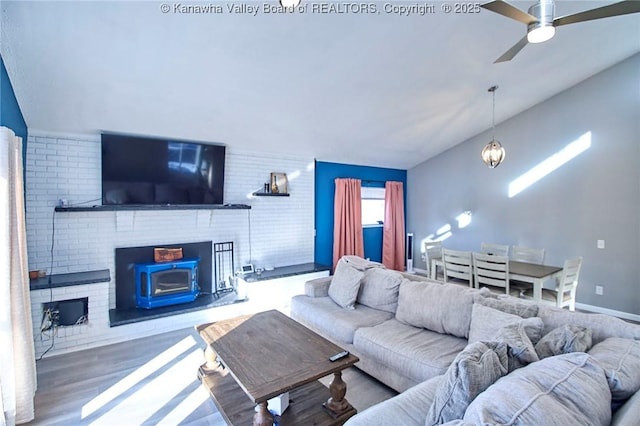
0, 127, 36, 425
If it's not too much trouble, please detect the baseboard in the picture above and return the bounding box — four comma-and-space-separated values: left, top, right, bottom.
412, 268, 429, 277
575, 303, 640, 323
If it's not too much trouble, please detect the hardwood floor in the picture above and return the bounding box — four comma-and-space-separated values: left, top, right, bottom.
26, 322, 396, 425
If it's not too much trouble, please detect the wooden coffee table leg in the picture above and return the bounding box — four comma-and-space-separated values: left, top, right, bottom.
199, 345, 219, 375
253, 401, 274, 426
324, 370, 351, 415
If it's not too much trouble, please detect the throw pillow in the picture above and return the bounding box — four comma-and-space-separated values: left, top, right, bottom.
327, 258, 363, 309
468, 304, 544, 344
357, 268, 403, 313
588, 337, 640, 408
395, 280, 475, 339
462, 352, 612, 426
494, 322, 540, 372
474, 293, 539, 318
425, 341, 508, 425
341, 255, 384, 271
536, 305, 640, 345
535, 324, 593, 360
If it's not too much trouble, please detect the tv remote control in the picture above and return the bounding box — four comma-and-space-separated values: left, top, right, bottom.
329, 350, 349, 362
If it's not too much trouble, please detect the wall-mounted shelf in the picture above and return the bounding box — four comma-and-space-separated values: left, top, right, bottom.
54, 204, 251, 212
252, 190, 290, 197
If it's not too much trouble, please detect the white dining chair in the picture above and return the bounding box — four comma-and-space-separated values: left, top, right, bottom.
473, 252, 510, 295
423, 240, 443, 280
511, 246, 545, 264
442, 249, 473, 288
480, 242, 509, 257
522, 257, 583, 311
510, 246, 546, 296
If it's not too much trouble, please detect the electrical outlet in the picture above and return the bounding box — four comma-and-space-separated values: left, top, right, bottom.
597, 240, 605, 249
595, 285, 604, 295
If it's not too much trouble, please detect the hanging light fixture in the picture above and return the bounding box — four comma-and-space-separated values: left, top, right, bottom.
526, 0, 556, 44
481, 85, 506, 168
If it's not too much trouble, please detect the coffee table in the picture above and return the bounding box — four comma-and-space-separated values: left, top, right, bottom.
196, 310, 359, 425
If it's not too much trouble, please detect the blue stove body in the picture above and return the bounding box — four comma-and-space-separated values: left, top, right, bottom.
134, 258, 200, 309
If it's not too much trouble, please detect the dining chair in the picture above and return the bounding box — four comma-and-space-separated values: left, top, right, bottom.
423, 240, 443, 280
509, 246, 546, 296
473, 252, 510, 295
480, 242, 510, 257
522, 257, 583, 311
511, 246, 546, 264
442, 248, 473, 288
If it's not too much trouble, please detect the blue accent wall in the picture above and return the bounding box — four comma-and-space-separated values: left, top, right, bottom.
1, 55, 28, 157
315, 161, 407, 267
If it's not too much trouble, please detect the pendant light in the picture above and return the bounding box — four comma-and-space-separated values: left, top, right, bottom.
481, 85, 505, 168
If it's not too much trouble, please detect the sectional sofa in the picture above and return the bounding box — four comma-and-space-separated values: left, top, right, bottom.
290, 256, 640, 425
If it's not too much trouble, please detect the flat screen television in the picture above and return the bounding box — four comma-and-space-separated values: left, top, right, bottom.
101, 133, 225, 206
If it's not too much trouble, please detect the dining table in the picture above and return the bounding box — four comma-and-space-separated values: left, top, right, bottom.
508, 260, 564, 302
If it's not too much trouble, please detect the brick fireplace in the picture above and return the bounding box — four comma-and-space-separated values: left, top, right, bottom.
25, 133, 316, 358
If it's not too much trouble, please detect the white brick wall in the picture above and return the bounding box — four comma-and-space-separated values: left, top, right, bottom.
25, 131, 315, 357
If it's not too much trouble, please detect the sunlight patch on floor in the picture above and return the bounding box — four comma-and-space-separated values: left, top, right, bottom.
156, 385, 210, 425
81, 336, 197, 419
89, 348, 203, 425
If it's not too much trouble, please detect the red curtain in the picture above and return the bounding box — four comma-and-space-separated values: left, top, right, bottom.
333, 178, 364, 271
382, 181, 405, 271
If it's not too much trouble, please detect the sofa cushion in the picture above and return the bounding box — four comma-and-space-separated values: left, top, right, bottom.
588, 337, 640, 407
290, 295, 393, 344
474, 293, 538, 318
535, 324, 593, 360
343, 376, 444, 426
357, 268, 403, 313
328, 258, 364, 309
611, 388, 640, 425
494, 321, 540, 372
426, 341, 508, 425
353, 319, 468, 383
395, 280, 475, 339
462, 352, 611, 426
537, 305, 640, 345
304, 276, 332, 297
468, 303, 544, 344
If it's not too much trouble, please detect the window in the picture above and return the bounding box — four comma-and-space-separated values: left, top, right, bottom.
361, 187, 385, 226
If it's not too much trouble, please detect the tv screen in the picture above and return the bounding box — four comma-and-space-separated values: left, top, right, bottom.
101, 134, 225, 206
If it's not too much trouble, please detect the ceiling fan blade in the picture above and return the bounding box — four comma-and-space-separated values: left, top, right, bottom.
494, 36, 529, 63
481, 0, 538, 24
554, 0, 640, 27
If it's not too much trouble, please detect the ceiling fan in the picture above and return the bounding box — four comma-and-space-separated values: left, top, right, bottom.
481, 0, 640, 63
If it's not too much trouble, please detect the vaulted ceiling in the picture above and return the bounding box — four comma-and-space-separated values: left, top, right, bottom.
2, 1, 639, 169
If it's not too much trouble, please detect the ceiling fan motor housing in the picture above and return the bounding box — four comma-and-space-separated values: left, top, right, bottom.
527, 0, 556, 43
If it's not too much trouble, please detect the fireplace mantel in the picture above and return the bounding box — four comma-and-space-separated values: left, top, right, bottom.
54, 204, 251, 212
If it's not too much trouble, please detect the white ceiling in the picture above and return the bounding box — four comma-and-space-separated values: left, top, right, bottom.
1, 1, 639, 169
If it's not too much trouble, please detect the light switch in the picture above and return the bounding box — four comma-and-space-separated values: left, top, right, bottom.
597, 240, 605, 249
